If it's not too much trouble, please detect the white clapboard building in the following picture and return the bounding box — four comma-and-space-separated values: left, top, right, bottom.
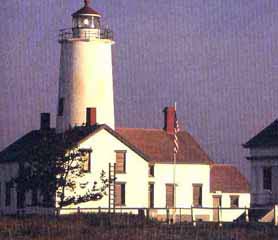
244, 120, 278, 207
0, 1, 250, 222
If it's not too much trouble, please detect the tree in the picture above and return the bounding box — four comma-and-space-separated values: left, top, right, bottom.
14, 127, 112, 208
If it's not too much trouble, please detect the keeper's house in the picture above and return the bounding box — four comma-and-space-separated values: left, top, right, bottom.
0, 1, 250, 222
0, 108, 250, 221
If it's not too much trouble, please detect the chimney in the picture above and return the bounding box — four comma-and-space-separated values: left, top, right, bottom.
86, 108, 97, 126
40, 113, 50, 130
163, 106, 175, 134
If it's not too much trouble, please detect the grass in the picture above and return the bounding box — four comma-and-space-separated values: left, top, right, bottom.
0, 213, 278, 240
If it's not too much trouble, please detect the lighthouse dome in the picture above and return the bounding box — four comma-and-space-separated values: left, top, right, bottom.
72, 0, 101, 17
72, 0, 101, 29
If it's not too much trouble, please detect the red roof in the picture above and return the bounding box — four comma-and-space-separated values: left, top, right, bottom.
72, 2, 101, 17
116, 128, 213, 165
210, 164, 250, 193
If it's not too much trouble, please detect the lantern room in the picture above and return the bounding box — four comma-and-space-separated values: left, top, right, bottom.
72, 0, 101, 29
59, 0, 113, 42
71, 0, 102, 39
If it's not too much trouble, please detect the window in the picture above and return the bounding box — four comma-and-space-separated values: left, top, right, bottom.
75, 16, 93, 29
263, 167, 272, 190
79, 149, 92, 173
149, 164, 154, 177
5, 182, 13, 207
193, 184, 202, 207
149, 183, 154, 208
58, 98, 64, 116
115, 183, 125, 206
32, 189, 38, 206
230, 195, 239, 208
17, 188, 25, 209
166, 184, 174, 208
115, 151, 126, 173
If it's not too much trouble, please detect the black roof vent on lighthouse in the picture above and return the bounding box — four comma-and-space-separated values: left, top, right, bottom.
72, 0, 101, 17
72, 0, 101, 29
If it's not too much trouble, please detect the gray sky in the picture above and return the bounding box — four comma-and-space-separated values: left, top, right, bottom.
1, 0, 278, 178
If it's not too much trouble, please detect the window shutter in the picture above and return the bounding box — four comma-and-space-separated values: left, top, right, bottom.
79, 149, 91, 173
82, 152, 90, 172
193, 185, 202, 207
115, 183, 125, 206
115, 183, 121, 206
116, 152, 126, 173
166, 184, 174, 208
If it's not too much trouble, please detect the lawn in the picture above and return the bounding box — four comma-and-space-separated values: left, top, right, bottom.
0, 213, 277, 240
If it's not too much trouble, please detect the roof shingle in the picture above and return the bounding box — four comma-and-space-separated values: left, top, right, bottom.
116, 128, 213, 164
210, 164, 250, 193
0, 125, 148, 163
0, 125, 249, 193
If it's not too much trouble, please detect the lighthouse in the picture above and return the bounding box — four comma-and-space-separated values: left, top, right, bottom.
56, 0, 115, 132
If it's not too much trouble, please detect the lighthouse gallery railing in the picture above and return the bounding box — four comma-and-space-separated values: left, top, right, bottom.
59, 28, 113, 42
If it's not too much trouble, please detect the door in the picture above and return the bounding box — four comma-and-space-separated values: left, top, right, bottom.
213, 196, 221, 222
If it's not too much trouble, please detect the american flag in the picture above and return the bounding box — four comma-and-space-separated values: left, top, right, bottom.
174, 112, 180, 154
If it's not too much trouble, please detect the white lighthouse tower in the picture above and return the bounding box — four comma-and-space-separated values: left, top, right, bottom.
56, 0, 115, 132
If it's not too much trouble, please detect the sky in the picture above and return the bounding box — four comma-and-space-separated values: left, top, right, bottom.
1, 0, 278, 178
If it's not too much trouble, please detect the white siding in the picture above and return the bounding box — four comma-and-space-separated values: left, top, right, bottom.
0, 129, 251, 222
152, 164, 211, 208
56, 39, 115, 132
61, 128, 149, 211
210, 192, 250, 222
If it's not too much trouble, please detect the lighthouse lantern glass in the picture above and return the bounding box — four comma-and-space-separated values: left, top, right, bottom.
73, 16, 100, 29
83, 18, 90, 26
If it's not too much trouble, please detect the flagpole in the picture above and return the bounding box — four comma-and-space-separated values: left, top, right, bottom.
173, 102, 177, 223
173, 147, 177, 223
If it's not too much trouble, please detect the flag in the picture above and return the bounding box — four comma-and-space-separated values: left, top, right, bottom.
174, 112, 180, 154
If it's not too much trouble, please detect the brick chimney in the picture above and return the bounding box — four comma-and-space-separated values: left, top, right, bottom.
86, 108, 97, 126
40, 113, 50, 130
163, 106, 176, 134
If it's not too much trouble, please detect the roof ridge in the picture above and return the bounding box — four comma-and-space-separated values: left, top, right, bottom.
212, 164, 234, 167
116, 127, 190, 133
243, 118, 278, 148
116, 127, 165, 131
